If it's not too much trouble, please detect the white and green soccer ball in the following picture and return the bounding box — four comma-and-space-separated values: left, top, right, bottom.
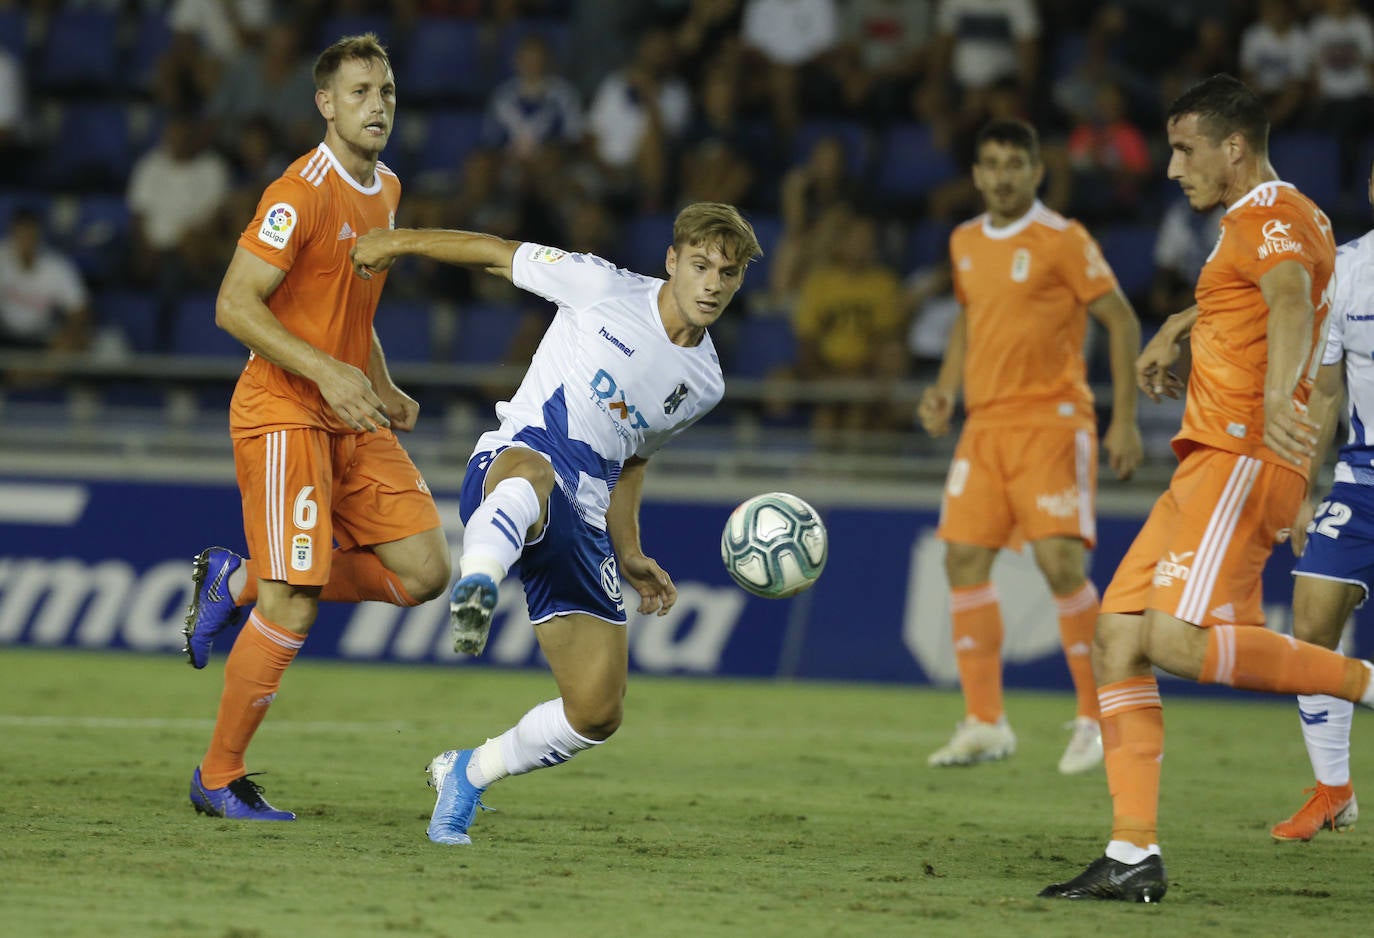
720, 492, 828, 599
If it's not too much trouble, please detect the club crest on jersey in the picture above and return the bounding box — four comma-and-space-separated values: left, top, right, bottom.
291, 534, 313, 571
258, 203, 296, 249
1011, 248, 1031, 282
530, 245, 567, 265
1258, 217, 1302, 259
663, 382, 689, 415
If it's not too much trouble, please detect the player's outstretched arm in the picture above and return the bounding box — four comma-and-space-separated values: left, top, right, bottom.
1088, 287, 1145, 479
1136, 304, 1196, 402
1290, 360, 1345, 556
917, 305, 966, 437
217, 247, 390, 432
1259, 259, 1319, 466
352, 228, 520, 282
607, 456, 676, 617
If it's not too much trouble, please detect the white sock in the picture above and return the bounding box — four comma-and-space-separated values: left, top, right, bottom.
459, 477, 541, 583
1105, 840, 1161, 864
228, 564, 247, 602
1360, 662, 1374, 708
465, 698, 601, 788
1297, 693, 1354, 787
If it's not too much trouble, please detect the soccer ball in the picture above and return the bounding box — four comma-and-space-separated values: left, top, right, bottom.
720, 492, 828, 599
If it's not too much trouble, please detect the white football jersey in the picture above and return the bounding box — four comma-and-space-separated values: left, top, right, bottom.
473, 242, 725, 529
1325, 232, 1374, 485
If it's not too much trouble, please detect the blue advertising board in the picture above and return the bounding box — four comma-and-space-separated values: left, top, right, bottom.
0, 476, 1363, 690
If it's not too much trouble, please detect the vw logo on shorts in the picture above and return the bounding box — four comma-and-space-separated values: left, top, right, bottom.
599, 555, 622, 603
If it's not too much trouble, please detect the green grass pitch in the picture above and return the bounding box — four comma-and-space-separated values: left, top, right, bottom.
1, 647, 1368, 937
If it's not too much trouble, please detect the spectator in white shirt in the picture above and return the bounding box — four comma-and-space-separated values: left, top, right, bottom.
1239, 0, 1310, 129
1306, 0, 1374, 184
0, 208, 90, 385
741, 0, 840, 129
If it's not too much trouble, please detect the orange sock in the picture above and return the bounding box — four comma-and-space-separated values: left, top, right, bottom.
200, 610, 304, 789
1099, 676, 1163, 849
1200, 625, 1370, 700
1055, 581, 1100, 720
237, 549, 419, 607
951, 583, 1004, 723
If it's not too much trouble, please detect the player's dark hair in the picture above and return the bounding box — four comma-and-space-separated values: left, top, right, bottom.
313, 33, 392, 91
1166, 74, 1269, 153
975, 119, 1040, 164
673, 202, 763, 266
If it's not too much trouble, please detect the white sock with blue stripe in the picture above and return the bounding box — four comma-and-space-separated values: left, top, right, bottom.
459, 477, 541, 583
1297, 693, 1354, 786
466, 698, 602, 787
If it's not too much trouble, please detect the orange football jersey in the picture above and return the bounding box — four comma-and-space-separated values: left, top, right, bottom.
1175, 181, 1336, 479
949, 201, 1117, 429
229, 144, 400, 438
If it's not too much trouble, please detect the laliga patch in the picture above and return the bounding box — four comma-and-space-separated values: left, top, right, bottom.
530, 245, 567, 265
291, 533, 313, 571
258, 202, 297, 249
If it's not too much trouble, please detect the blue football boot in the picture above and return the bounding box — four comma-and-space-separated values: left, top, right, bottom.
183, 547, 247, 669
426, 749, 489, 845
189, 767, 296, 821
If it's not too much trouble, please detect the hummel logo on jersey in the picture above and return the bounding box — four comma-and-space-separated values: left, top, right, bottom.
663, 382, 689, 414
1299, 708, 1330, 725
338, 221, 356, 240
1209, 602, 1235, 623
598, 326, 635, 357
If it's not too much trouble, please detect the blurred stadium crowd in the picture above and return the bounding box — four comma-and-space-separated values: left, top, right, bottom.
2, 0, 1373, 458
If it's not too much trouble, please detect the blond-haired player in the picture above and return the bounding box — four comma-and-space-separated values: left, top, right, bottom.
350, 202, 762, 845
1043, 74, 1374, 903
183, 34, 452, 821
919, 119, 1144, 775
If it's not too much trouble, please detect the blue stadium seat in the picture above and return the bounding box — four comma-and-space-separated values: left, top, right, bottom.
125, 12, 173, 94
0, 7, 25, 56
171, 294, 247, 358
376, 300, 435, 363
0, 191, 51, 233
99, 290, 161, 353
35, 9, 120, 92
730, 316, 798, 379
401, 18, 487, 103
1097, 224, 1158, 303
790, 119, 869, 175
453, 303, 524, 364
903, 219, 954, 271
412, 108, 487, 176
1269, 132, 1343, 214
51, 194, 131, 283
875, 123, 959, 203
316, 13, 398, 49
42, 103, 132, 189
742, 213, 782, 296
616, 212, 676, 277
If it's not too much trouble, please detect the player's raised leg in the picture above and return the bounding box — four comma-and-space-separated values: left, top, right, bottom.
449, 446, 553, 656
427, 612, 624, 844
1272, 570, 1364, 841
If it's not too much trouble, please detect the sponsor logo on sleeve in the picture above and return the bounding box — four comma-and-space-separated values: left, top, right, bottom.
530, 245, 567, 264
257, 203, 297, 249
1257, 217, 1303, 260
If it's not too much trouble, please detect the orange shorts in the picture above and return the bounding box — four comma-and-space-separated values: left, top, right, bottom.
233, 427, 441, 586
1101, 447, 1304, 627
937, 423, 1098, 549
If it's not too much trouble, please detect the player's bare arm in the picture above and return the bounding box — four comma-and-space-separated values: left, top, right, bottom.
1260, 259, 1319, 465
606, 455, 676, 617
352, 228, 520, 282
367, 327, 420, 432
1088, 287, 1145, 479
1290, 360, 1345, 555
918, 305, 966, 437
217, 247, 390, 432
1136, 304, 1197, 402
